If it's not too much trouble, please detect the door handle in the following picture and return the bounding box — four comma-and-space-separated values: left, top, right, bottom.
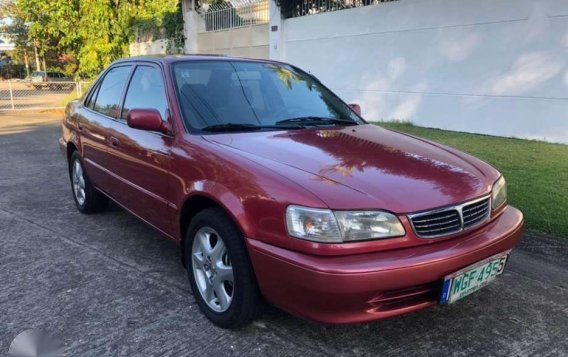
109, 136, 120, 147
77, 123, 84, 131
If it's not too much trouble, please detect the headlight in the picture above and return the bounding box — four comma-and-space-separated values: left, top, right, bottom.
286, 206, 342, 242
491, 176, 507, 210
286, 205, 405, 243
335, 211, 406, 241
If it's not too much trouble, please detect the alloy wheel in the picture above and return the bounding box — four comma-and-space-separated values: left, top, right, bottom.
191, 227, 235, 312
72, 159, 86, 206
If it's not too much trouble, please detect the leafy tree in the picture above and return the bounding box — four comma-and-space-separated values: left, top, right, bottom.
18, 0, 81, 58
76, 0, 136, 77
2, 0, 184, 78
132, 0, 184, 54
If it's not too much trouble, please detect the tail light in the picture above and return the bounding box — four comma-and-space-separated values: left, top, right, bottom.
43, 76, 48, 82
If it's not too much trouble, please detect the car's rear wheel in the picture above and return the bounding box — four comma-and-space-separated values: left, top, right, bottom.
69, 151, 108, 213
185, 207, 262, 328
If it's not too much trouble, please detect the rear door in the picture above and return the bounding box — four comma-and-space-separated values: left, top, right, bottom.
77, 65, 132, 194
106, 63, 175, 236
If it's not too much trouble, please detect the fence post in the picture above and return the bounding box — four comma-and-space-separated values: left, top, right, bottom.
8, 79, 15, 110
76, 81, 81, 98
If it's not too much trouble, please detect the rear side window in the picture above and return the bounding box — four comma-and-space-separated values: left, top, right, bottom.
92, 66, 131, 118
121, 65, 168, 120
85, 84, 100, 110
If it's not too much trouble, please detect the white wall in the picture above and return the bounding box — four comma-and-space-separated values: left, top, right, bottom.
196, 25, 269, 59
129, 39, 168, 56
182, 0, 269, 59
278, 0, 568, 144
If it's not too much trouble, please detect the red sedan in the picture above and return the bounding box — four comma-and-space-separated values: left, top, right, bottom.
59, 55, 523, 328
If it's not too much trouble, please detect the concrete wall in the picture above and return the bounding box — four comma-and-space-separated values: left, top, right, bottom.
129, 39, 168, 56
181, 0, 269, 59
273, 0, 568, 144
196, 24, 269, 59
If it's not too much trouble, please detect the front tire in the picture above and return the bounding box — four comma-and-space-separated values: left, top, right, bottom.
69, 151, 108, 213
185, 207, 262, 328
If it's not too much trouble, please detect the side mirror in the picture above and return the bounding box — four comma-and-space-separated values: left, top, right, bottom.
348, 103, 361, 116
127, 109, 170, 134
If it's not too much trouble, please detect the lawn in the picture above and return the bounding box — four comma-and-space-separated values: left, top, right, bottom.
376, 122, 568, 239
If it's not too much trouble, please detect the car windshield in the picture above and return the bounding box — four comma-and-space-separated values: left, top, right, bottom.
172, 60, 361, 132
32, 71, 46, 77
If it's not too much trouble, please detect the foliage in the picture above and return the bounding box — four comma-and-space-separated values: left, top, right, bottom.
2, 0, 184, 78
18, 0, 81, 56
131, 0, 184, 54
163, 1, 184, 54
275, 0, 348, 19
377, 122, 568, 238
275, 0, 297, 19
275, 0, 384, 19
0, 62, 26, 78
76, 0, 136, 78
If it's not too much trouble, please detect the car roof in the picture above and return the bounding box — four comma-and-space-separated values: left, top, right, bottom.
113, 54, 281, 66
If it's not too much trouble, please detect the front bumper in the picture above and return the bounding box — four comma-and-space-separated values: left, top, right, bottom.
247, 206, 523, 324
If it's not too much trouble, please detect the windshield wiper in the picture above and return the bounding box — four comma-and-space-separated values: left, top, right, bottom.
276, 116, 358, 126
201, 123, 302, 133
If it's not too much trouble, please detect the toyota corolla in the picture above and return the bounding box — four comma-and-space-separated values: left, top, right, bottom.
59, 55, 523, 328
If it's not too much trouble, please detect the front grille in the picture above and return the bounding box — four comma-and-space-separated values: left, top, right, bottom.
411, 209, 462, 237
462, 198, 490, 228
410, 196, 491, 238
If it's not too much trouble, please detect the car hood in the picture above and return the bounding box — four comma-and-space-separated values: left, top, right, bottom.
205, 124, 499, 213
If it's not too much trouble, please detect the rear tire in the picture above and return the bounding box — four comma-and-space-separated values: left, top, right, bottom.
69, 151, 108, 214
185, 207, 263, 328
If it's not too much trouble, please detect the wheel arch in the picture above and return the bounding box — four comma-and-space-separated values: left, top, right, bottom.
66, 141, 78, 162
178, 191, 249, 267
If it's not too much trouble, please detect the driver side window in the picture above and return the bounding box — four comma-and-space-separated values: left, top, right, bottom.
121, 65, 169, 121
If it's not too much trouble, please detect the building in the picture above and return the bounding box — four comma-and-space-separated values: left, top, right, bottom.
156, 0, 568, 144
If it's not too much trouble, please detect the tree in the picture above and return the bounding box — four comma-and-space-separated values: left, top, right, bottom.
2, 0, 183, 78
4, 17, 35, 75
76, 0, 136, 77
18, 0, 81, 59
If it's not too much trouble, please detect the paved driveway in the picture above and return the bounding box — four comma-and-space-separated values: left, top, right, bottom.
1, 113, 567, 356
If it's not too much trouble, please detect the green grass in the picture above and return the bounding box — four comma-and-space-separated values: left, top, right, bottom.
376, 122, 568, 238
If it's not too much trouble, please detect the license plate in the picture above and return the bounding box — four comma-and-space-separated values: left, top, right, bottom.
440, 250, 511, 304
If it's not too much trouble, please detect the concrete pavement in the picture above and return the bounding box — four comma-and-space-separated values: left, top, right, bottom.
1, 112, 567, 356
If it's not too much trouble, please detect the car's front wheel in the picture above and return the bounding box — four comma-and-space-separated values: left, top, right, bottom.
69, 151, 108, 213
185, 207, 262, 328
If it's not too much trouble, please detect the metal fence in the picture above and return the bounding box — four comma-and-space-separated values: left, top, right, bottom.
281, 0, 398, 18
0, 80, 90, 111
198, 0, 269, 32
